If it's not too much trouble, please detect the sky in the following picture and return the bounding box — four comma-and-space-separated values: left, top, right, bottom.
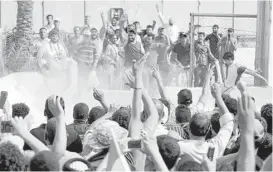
1, 0, 258, 33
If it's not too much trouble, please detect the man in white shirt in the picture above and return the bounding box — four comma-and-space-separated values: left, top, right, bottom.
44, 14, 54, 33
156, 4, 179, 45
36, 27, 50, 48
178, 83, 234, 164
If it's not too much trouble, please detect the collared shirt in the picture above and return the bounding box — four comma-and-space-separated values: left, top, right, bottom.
178, 113, 234, 164
205, 33, 221, 58
154, 35, 170, 63
194, 40, 210, 66
218, 36, 237, 62
35, 38, 50, 49
173, 43, 191, 66
90, 38, 103, 57
69, 35, 83, 56
49, 28, 67, 45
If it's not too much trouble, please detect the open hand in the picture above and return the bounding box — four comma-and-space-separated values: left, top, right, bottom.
93, 88, 104, 102
237, 91, 255, 132
11, 116, 29, 137
48, 95, 64, 117
152, 65, 161, 81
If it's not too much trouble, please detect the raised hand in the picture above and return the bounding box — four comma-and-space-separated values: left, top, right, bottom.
152, 65, 161, 81
48, 95, 64, 117
11, 116, 29, 137
237, 91, 255, 132
156, 4, 160, 13
93, 88, 104, 102
210, 83, 222, 99
132, 52, 149, 76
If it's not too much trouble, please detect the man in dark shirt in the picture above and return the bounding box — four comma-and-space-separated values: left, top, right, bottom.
205, 24, 221, 60
194, 32, 216, 87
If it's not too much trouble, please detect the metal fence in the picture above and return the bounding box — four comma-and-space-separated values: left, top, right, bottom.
189, 13, 257, 87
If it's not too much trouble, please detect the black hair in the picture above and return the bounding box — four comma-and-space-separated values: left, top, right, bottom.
156, 135, 180, 169
198, 32, 205, 36
39, 27, 47, 32
29, 151, 60, 171
175, 104, 191, 123
128, 29, 137, 35
176, 161, 206, 171
88, 106, 106, 125
46, 14, 53, 20
223, 97, 238, 115
189, 113, 210, 137
73, 103, 89, 120
223, 52, 235, 60
261, 103, 272, 134
112, 107, 131, 130
213, 24, 219, 29
146, 25, 153, 29
210, 112, 221, 133
0, 142, 24, 171
12, 103, 30, 118
44, 96, 65, 120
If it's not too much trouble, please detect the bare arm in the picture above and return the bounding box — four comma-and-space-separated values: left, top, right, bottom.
93, 88, 110, 112
156, 4, 166, 25
244, 68, 268, 85
198, 64, 214, 105
99, 12, 107, 41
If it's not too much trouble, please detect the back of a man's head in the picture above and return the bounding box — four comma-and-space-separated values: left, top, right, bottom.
177, 89, 192, 105
156, 135, 180, 169
73, 103, 89, 120
176, 160, 206, 171
223, 97, 238, 115
211, 112, 220, 133
88, 106, 106, 125
12, 103, 30, 118
0, 142, 24, 171
189, 113, 210, 137
261, 103, 272, 134
175, 104, 191, 123
44, 96, 65, 120
112, 107, 131, 130
29, 151, 60, 171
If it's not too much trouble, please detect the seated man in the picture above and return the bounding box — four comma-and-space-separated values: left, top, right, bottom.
37, 30, 77, 94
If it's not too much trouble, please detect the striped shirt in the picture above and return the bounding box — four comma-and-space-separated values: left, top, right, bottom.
76, 41, 98, 66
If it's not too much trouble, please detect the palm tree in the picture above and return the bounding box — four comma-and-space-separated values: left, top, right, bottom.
4, 0, 36, 72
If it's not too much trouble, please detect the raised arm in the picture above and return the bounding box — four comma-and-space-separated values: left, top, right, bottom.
152, 66, 168, 100
48, 96, 67, 158
156, 4, 166, 26
93, 88, 110, 112
244, 68, 268, 85
237, 89, 255, 171
99, 12, 107, 41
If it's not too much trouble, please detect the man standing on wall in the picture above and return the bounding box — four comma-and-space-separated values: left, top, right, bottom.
44, 14, 54, 33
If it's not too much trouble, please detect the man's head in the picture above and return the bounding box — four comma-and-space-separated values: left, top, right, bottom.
212, 24, 219, 34
85, 15, 91, 25
158, 27, 165, 36
145, 34, 155, 45
198, 32, 205, 42
175, 104, 191, 123
127, 24, 135, 32
88, 106, 106, 125
44, 96, 65, 120
54, 19, 60, 29
111, 17, 118, 26
49, 30, 59, 43
133, 21, 140, 30
261, 103, 272, 134
146, 25, 153, 35
210, 112, 220, 136
128, 29, 136, 43
109, 34, 118, 45
73, 103, 89, 121
227, 28, 234, 37
73, 26, 81, 36
156, 135, 180, 169
223, 97, 238, 115
223, 52, 235, 66
29, 151, 60, 171
176, 160, 206, 171
112, 107, 131, 130
46, 14, 53, 24
0, 142, 24, 171
177, 89, 192, 105
39, 27, 47, 39
91, 28, 98, 39
169, 18, 174, 26
178, 32, 188, 44
12, 103, 30, 119
82, 29, 91, 41
189, 113, 210, 137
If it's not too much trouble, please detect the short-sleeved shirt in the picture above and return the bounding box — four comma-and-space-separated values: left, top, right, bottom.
76, 41, 98, 66
173, 43, 191, 66
124, 41, 145, 67
205, 33, 220, 59
154, 35, 169, 63
222, 63, 246, 89
194, 40, 210, 66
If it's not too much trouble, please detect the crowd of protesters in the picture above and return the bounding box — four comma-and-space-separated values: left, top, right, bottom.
0, 4, 271, 171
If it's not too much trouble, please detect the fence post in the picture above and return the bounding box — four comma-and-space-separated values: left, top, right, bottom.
189, 13, 195, 87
